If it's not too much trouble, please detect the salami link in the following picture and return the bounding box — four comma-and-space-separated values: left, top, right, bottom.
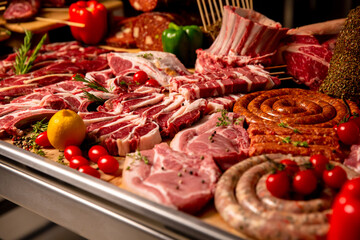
133, 12, 183, 51
106, 17, 138, 48
129, 0, 190, 12
215, 154, 359, 240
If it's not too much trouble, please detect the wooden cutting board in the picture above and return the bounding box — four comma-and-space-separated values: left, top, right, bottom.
0, 0, 123, 34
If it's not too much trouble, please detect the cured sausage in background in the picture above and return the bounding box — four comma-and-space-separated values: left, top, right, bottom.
106, 17, 138, 48
133, 12, 185, 51
129, 0, 194, 12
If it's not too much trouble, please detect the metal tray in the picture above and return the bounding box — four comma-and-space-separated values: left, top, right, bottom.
0, 141, 242, 240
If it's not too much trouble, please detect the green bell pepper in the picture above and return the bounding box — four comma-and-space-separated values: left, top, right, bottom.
162, 22, 203, 67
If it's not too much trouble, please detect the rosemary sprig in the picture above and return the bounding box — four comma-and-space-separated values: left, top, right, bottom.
72, 73, 109, 104
216, 109, 231, 127
72, 73, 109, 92
14, 30, 47, 75
82, 91, 107, 104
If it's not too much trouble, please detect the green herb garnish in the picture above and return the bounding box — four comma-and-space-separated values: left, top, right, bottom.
278, 136, 308, 147
14, 30, 47, 75
216, 109, 231, 127
278, 122, 300, 133
72, 73, 109, 103
72, 73, 109, 92
292, 141, 309, 147
137, 53, 154, 59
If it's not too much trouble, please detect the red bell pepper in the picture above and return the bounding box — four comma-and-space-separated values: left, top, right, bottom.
327, 177, 360, 240
69, 0, 107, 45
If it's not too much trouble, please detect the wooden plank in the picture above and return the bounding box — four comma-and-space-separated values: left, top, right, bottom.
0, 0, 123, 34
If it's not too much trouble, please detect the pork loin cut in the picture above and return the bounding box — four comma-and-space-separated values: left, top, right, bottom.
195, 6, 288, 72
170, 112, 250, 170
123, 142, 221, 213
170, 66, 279, 100
107, 51, 190, 87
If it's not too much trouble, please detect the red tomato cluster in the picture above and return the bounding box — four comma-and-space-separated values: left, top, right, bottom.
334, 114, 360, 145
133, 70, 160, 87
64, 145, 119, 178
266, 155, 348, 198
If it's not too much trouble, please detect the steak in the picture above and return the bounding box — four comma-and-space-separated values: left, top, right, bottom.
170, 111, 250, 170
281, 34, 335, 90
122, 142, 221, 214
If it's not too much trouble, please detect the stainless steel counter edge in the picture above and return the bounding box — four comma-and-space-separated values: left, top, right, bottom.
0, 141, 242, 240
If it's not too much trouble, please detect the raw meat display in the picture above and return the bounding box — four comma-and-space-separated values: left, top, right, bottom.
195, 6, 288, 72
215, 154, 359, 240
2, 5, 360, 238
122, 142, 221, 213
171, 111, 250, 170
3, 0, 40, 22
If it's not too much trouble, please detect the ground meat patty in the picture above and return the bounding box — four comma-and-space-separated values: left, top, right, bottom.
133, 12, 183, 51
215, 153, 359, 240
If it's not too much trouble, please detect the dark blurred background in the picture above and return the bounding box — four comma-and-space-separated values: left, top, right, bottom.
254, 0, 359, 28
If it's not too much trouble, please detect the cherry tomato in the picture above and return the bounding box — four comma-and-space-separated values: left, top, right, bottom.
69, 156, 89, 169
337, 121, 360, 145
145, 79, 160, 87
88, 145, 108, 163
78, 165, 100, 178
293, 169, 318, 195
98, 155, 119, 174
323, 165, 348, 189
35, 131, 52, 147
133, 70, 148, 84
280, 159, 299, 177
64, 145, 83, 161
266, 170, 290, 198
309, 154, 329, 178
71, 73, 85, 80
350, 115, 360, 128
